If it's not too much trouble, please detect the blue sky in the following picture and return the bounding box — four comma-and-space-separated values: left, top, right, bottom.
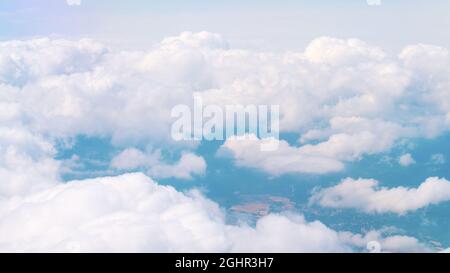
55, 133, 450, 248
2, 0, 450, 50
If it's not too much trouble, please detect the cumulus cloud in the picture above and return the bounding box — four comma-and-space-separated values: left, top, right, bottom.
398, 153, 416, 167
339, 229, 429, 253
0, 173, 429, 252
0, 34, 445, 146
0, 125, 60, 198
111, 148, 206, 180
146, 153, 206, 180
1, 32, 450, 251
111, 148, 160, 170
0, 33, 229, 146
0, 173, 225, 252
0, 147, 59, 198
303, 37, 385, 65
220, 134, 344, 175
0, 36, 447, 180
310, 177, 450, 214
0, 38, 105, 86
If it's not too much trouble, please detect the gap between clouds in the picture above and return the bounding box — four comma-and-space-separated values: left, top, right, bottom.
1, 32, 450, 178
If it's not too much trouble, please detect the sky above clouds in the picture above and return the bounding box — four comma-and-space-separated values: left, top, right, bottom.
1, 0, 450, 50
1, 0, 450, 252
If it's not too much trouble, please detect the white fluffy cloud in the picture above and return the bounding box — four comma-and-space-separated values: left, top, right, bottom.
1, 33, 449, 152
0, 146, 59, 198
310, 177, 450, 214
338, 229, 428, 253
0, 173, 428, 252
398, 153, 416, 167
219, 117, 406, 175
111, 148, 161, 170
0, 38, 105, 86
1, 32, 450, 252
0, 125, 60, 198
111, 148, 206, 180
1, 33, 449, 165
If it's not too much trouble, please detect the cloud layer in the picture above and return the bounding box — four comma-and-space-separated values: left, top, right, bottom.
1, 32, 450, 252
0, 173, 428, 252
111, 148, 206, 180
